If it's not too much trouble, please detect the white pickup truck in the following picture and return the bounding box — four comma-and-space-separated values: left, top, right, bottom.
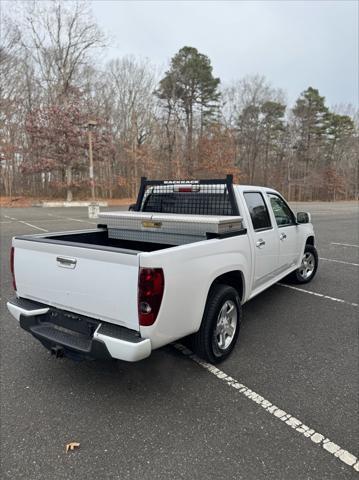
7, 176, 318, 364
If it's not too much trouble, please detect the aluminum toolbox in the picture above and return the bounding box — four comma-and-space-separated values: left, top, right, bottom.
99, 211, 244, 245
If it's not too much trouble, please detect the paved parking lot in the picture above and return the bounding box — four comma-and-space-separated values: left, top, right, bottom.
0, 202, 358, 479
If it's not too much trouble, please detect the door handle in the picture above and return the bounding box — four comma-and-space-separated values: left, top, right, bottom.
56, 256, 77, 269
280, 233, 287, 241
256, 239, 266, 248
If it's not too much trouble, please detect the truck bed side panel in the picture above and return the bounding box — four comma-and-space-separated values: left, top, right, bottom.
138, 234, 251, 349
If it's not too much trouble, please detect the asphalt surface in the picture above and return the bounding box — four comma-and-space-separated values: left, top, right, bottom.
0, 202, 358, 480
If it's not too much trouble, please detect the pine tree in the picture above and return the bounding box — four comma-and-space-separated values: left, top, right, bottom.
156, 46, 220, 173
293, 87, 329, 141
326, 113, 355, 162
292, 87, 329, 199
260, 101, 286, 185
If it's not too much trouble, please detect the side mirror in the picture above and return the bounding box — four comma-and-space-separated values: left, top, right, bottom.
297, 212, 311, 224
128, 203, 136, 211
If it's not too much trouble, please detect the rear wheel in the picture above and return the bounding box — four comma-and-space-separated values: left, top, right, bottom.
290, 244, 318, 284
192, 284, 241, 364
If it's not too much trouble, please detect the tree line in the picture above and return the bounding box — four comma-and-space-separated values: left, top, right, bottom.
1, 1, 358, 201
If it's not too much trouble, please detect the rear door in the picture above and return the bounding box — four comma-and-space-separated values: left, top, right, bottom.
243, 191, 279, 290
266, 193, 299, 273
13, 238, 140, 330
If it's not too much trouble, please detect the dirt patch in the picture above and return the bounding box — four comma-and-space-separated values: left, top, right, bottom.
0, 196, 39, 208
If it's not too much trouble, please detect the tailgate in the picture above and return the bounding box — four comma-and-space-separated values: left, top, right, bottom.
13, 238, 140, 330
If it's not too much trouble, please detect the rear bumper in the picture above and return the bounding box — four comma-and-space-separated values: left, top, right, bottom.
7, 297, 151, 362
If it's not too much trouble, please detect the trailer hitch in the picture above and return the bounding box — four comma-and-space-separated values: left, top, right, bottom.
50, 345, 64, 358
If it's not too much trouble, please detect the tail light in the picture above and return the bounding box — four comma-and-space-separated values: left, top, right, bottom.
10, 247, 16, 291
138, 268, 164, 326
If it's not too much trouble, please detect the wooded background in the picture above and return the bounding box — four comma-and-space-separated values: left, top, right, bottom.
1, 1, 358, 201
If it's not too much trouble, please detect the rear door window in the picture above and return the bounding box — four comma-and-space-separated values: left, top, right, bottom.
243, 192, 272, 231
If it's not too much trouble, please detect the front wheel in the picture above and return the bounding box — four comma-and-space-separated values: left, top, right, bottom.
192, 284, 241, 364
290, 244, 319, 284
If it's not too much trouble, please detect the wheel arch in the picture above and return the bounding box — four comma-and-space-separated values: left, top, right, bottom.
306, 235, 315, 246
207, 270, 245, 304
192, 272, 244, 363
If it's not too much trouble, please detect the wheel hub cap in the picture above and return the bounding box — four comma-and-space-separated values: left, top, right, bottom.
299, 252, 315, 279
213, 300, 237, 350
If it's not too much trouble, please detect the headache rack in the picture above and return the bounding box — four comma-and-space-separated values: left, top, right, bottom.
98, 176, 245, 246
134, 175, 240, 216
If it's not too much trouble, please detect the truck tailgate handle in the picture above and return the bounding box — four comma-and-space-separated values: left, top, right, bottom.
56, 256, 77, 269
256, 239, 266, 248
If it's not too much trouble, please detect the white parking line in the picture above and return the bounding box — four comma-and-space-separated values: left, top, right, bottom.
47, 213, 96, 225
278, 284, 358, 308
18, 221, 48, 232
331, 242, 359, 248
319, 257, 359, 267
174, 344, 359, 473
66, 217, 97, 225
4, 215, 48, 232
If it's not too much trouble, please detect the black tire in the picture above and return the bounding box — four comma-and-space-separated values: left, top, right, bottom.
289, 244, 319, 284
192, 284, 241, 364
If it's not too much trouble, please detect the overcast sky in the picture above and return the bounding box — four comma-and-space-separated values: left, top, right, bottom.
92, 0, 358, 108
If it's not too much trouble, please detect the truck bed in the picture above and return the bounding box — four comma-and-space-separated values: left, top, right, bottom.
18, 228, 174, 254
11, 219, 247, 336
12, 228, 172, 330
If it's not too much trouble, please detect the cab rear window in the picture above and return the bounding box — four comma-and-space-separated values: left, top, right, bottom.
142, 192, 234, 216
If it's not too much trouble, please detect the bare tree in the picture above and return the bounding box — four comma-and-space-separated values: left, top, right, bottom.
4, 0, 106, 199
222, 74, 285, 125
105, 56, 158, 195
0, 16, 30, 197
222, 76, 285, 183
13, 0, 105, 98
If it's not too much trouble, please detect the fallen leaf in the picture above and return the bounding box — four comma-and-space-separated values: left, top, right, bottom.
65, 442, 80, 453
